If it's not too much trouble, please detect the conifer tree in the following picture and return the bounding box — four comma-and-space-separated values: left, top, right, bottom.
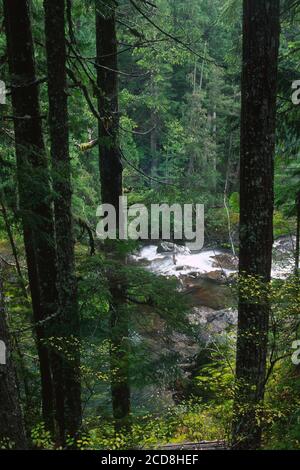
95, 0, 131, 430
232, 0, 280, 450
44, 0, 82, 442
3, 0, 58, 433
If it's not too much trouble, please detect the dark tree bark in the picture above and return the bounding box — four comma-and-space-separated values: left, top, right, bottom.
95, 2, 123, 207
0, 199, 27, 298
95, 0, 131, 431
232, 0, 280, 450
44, 0, 81, 442
0, 267, 27, 449
150, 78, 159, 182
295, 191, 300, 273
3, 0, 59, 434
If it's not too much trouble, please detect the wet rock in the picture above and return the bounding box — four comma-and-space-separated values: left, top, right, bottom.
187, 271, 202, 279
157, 241, 174, 253
157, 241, 190, 255
175, 266, 185, 271
211, 253, 238, 270
183, 277, 232, 310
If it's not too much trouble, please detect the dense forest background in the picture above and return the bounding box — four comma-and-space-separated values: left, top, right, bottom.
0, 0, 300, 451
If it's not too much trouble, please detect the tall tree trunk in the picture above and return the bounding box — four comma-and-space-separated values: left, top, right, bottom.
95, 2, 122, 208
211, 108, 217, 192
3, 0, 59, 434
150, 78, 159, 183
0, 267, 27, 449
232, 0, 280, 450
95, 0, 131, 431
44, 0, 81, 443
295, 191, 300, 273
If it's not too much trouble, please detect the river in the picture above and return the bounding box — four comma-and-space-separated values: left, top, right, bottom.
129, 236, 296, 409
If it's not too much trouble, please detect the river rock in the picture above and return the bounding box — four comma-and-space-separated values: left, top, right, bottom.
189, 306, 237, 334
157, 241, 190, 255
211, 253, 238, 270
198, 270, 228, 283
183, 276, 232, 310
188, 306, 216, 326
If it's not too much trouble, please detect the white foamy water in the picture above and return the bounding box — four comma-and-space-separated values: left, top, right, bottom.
133, 239, 295, 280
133, 245, 235, 277
271, 237, 296, 279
